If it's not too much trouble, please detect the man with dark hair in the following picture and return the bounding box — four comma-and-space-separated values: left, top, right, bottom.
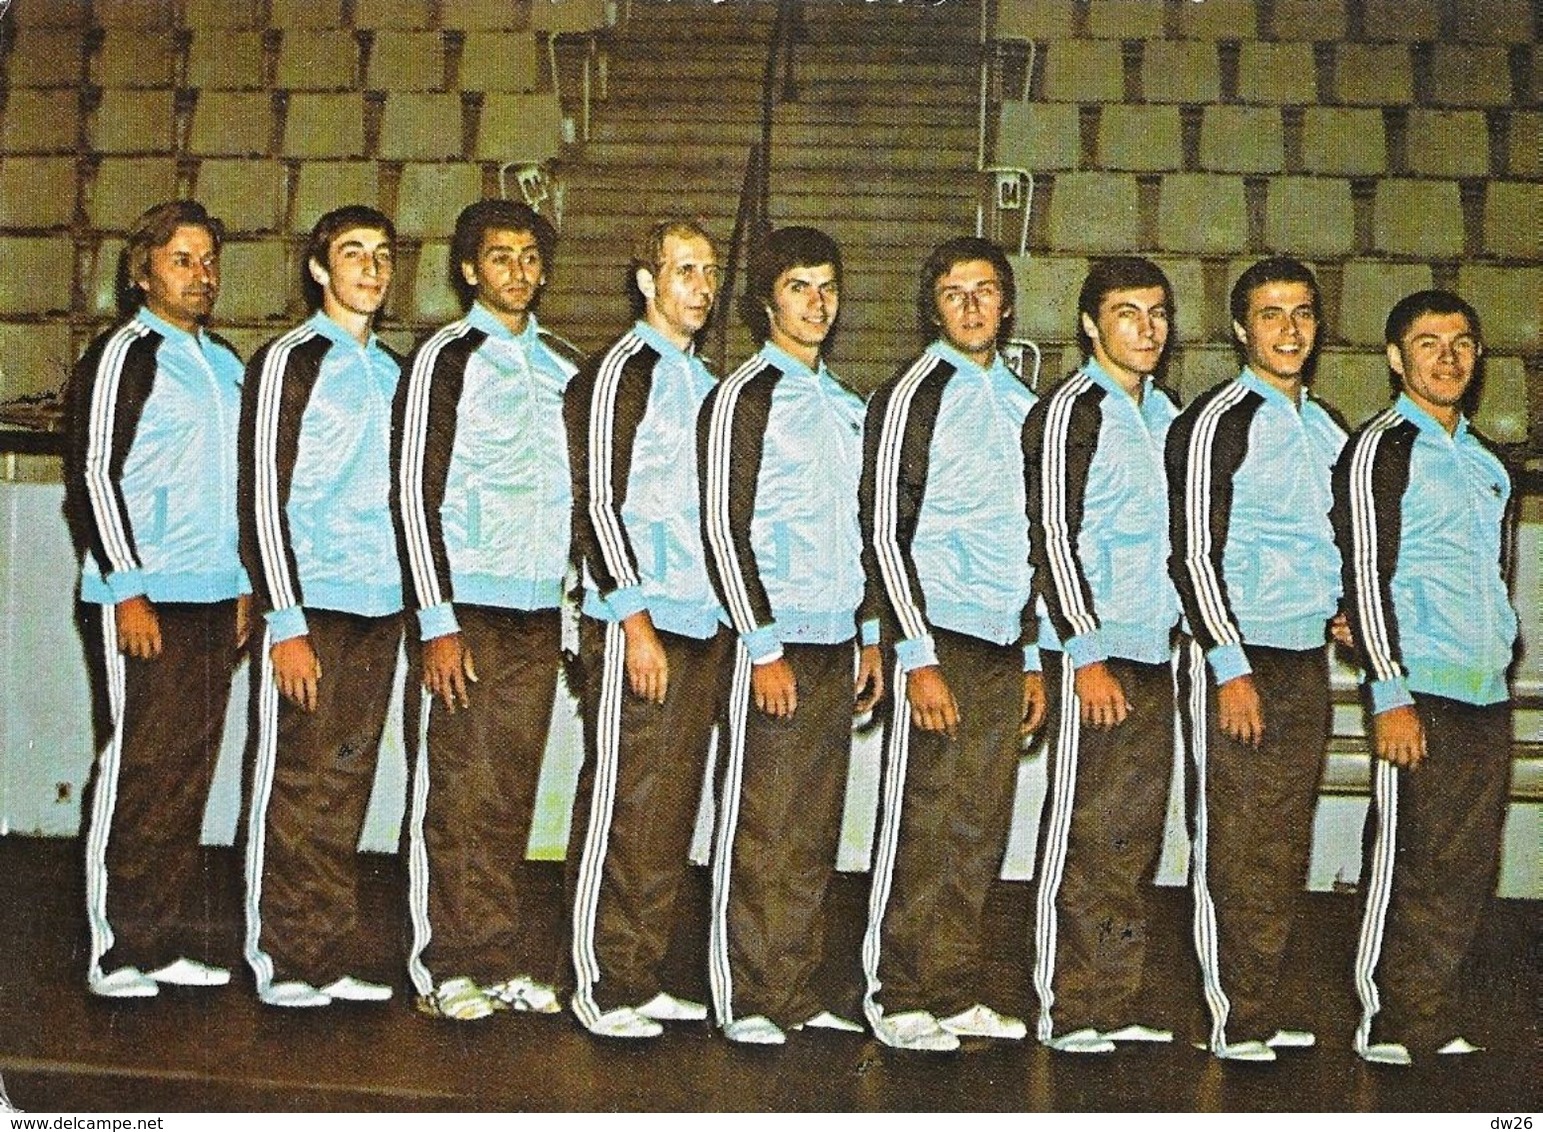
394, 198, 580, 1022
1167, 257, 1347, 1061
563, 218, 730, 1039
239, 205, 405, 1009
1026, 256, 1181, 1055
65, 199, 249, 999
699, 226, 883, 1045
860, 236, 1044, 1052
1333, 290, 1517, 1067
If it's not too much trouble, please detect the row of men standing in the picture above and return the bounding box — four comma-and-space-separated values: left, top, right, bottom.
63, 197, 1518, 1069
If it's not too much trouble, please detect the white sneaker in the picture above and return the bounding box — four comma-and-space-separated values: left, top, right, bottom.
89, 966, 160, 999
583, 1005, 663, 1039
259, 980, 332, 1008
724, 1014, 786, 1045
939, 1004, 1027, 1040
872, 1010, 960, 1052
320, 975, 393, 1002
635, 991, 707, 1022
1359, 1041, 1413, 1066
796, 1010, 865, 1033
483, 975, 561, 1014
1437, 1036, 1483, 1055
1265, 1029, 1316, 1049
415, 976, 495, 1022
1045, 1027, 1116, 1054
147, 958, 231, 987
1101, 1023, 1174, 1043
1216, 1039, 1277, 1062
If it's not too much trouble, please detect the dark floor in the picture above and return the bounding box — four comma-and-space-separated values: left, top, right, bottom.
0, 835, 1535, 1113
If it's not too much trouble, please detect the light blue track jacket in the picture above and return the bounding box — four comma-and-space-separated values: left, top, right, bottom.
239, 311, 404, 643
699, 341, 879, 662
1166, 368, 1347, 684
1331, 393, 1518, 712
70, 306, 249, 605
395, 304, 579, 641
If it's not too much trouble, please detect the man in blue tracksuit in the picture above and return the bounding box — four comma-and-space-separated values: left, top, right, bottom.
698, 227, 883, 1045
860, 236, 1044, 1052
1026, 256, 1182, 1055
65, 200, 249, 999
1167, 258, 1348, 1062
563, 219, 731, 1040
239, 205, 404, 1009
394, 200, 581, 1022
1332, 290, 1518, 1067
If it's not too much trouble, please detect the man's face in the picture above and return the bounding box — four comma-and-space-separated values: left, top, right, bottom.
1083, 285, 1169, 383
1234, 279, 1318, 385
766, 262, 839, 358
933, 258, 1009, 363
463, 227, 544, 320
1388, 310, 1481, 417
641, 231, 719, 342
311, 226, 394, 319
138, 224, 219, 332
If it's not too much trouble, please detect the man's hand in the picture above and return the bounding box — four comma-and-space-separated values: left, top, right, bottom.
1373, 704, 1426, 769
271, 635, 321, 712
906, 664, 959, 737
423, 631, 477, 712
1020, 671, 1047, 737
854, 644, 884, 714
234, 593, 253, 651
1216, 673, 1265, 748
752, 657, 798, 718
116, 595, 162, 660
1074, 660, 1128, 730
1329, 611, 1354, 650
621, 610, 668, 704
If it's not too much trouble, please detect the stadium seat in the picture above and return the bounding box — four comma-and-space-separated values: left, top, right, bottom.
1373, 181, 1464, 257
85, 237, 127, 317
1337, 261, 1435, 346
1404, 110, 1491, 178
1177, 0, 1258, 40
1236, 43, 1317, 105
0, 237, 74, 316
458, 33, 542, 92
1098, 105, 1182, 172
7, 0, 88, 26
91, 0, 176, 27
1148, 256, 1208, 342
529, 0, 610, 33
1141, 42, 1221, 104
475, 93, 564, 162
2, 30, 87, 87
410, 242, 463, 323
189, 92, 276, 157
1507, 112, 1539, 176
1199, 106, 1285, 173
0, 321, 75, 400
1333, 45, 1412, 106
182, 0, 264, 29
396, 164, 483, 239
85, 158, 180, 231
281, 94, 367, 159
187, 30, 268, 91
1271, 0, 1347, 40
195, 160, 287, 233
89, 90, 176, 155
996, 102, 1081, 170
1041, 42, 1124, 104
267, 0, 346, 28
1264, 179, 1356, 258
1047, 173, 1140, 253
1312, 351, 1394, 431
1359, 0, 1440, 40
354, 0, 435, 29
0, 158, 78, 228
1455, 265, 1541, 351
440, 0, 529, 30
1173, 345, 1238, 406
93, 31, 179, 88
378, 93, 467, 161
994, 0, 1078, 40
1451, 0, 1535, 43
292, 162, 382, 232
1300, 108, 1387, 175
1086, 0, 1164, 40
212, 240, 292, 322
0, 91, 83, 154
1157, 175, 1248, 255
1008, 255, 1086, 342
1426, 46, 1515, 107
275, 30, 361, 91
1471, 355, 1528, 443
366, 32, 448, 92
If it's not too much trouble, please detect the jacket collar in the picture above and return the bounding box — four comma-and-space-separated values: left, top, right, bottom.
1082, 356, 1154, 403
135, 305, 205, 347
306, 309, 388, 356
1238, 367, 1305, 410
466, 301, 544, 345
1396, 392, 1469, 442
632, 318, 697, 362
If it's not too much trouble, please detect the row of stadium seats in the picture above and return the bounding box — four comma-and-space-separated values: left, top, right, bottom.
5, 0, 609, 32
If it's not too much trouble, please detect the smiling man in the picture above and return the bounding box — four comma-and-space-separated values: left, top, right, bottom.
698, 227, 882, 1045
66, 200, 249, 1000
1166, 258, 1348, 1062
1026, 256, 1182, 1055
393, 199, 581, 1022
1332, 291, 1519, 1067
859, 237, 1044, 1052
239, 205, 405, 1009
563, 219, 731, 1039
